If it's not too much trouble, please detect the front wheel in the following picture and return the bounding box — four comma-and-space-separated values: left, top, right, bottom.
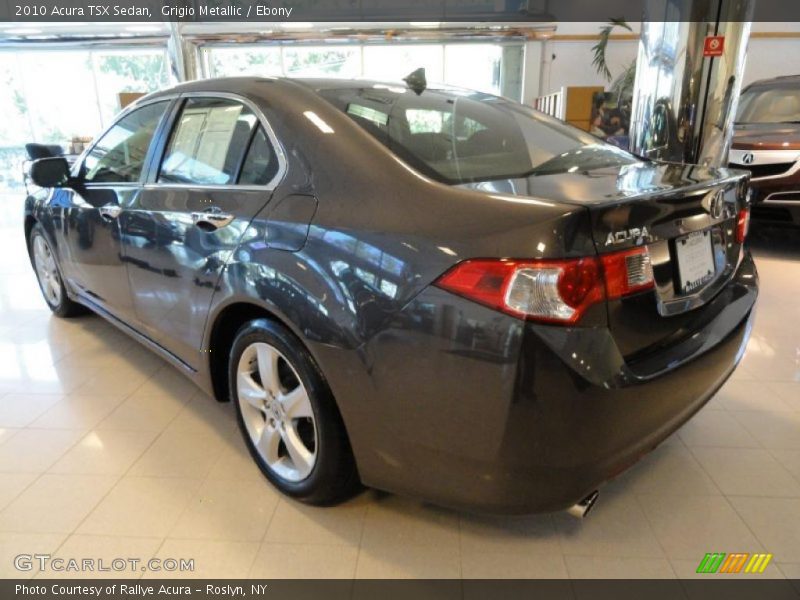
29, 224, 86, 318
229, 318, 359, 505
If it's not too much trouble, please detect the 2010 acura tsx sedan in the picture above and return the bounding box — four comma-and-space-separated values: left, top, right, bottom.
24, 76, 757, 514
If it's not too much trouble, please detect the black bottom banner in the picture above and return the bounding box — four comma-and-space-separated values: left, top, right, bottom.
3, 579, 799, 600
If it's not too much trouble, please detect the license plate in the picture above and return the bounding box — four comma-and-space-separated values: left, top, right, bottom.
676, 230, 715, 294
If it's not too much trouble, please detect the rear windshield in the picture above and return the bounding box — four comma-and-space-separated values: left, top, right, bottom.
737, 84, 800, 124
317, 85, 637, 184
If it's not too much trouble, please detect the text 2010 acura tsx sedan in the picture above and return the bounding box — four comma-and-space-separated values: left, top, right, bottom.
24, 76, 757, 514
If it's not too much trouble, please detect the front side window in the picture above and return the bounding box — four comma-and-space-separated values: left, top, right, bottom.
159, 97, 259, 185
319, 87, 637, 184
83, 101, 168, 184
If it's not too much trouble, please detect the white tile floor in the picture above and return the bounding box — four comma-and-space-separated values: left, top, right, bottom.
0, 199, 798, 580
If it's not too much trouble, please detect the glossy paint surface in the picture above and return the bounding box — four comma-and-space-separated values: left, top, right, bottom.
24, 77, 758, 512
121, 185, 273, 368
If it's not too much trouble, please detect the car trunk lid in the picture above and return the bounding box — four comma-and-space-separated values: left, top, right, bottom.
461, 161, 751, 360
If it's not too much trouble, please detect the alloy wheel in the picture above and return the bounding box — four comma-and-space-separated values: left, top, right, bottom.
32, 234, 62, 307
236, 342, 318, 482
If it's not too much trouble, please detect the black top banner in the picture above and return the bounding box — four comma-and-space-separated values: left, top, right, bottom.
2, 0, 800, 23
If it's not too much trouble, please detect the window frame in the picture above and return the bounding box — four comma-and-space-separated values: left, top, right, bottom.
74, 96, 176, 189
146, 91, 286, 191
237, 124, 280, 186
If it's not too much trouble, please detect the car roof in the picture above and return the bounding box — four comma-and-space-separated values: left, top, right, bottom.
145, 76, 476, 101
292, 77, 448, 91
147, 76, 288, 98
295, 77, 402, 89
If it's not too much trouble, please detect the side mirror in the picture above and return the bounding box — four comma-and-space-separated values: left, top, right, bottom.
25, 143, 64, 160
29, 157, 71, 188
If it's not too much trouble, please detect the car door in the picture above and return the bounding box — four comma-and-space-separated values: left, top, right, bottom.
58, 100, 172, 321
119, 94, 284, 368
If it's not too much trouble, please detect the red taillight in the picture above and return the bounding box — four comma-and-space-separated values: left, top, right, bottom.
736, 208, 750, 243
433, 259, 515, 315
435, 247, 654, 325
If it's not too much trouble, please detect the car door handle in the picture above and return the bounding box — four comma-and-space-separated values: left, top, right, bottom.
99, 205, 122, 220
192, 210, 235, 231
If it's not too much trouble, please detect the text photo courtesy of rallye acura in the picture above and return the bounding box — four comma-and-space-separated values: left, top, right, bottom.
23, 71, 757, 516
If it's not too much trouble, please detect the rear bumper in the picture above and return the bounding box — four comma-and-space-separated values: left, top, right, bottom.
488, 255, 757, 514
344, 253, 757, 514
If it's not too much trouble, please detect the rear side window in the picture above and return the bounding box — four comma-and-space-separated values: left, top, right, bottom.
84, 101, 168, 184
159, 97, 259, 185
238, 126, 279, 185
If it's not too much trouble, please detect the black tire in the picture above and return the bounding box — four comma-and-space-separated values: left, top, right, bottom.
28, 223, 87, 318
229, 318, 360, 505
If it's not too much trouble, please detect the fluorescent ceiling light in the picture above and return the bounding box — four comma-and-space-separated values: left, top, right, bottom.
5, 28, 43, 35
33, 22, 86, 27
125, 25, 163, 33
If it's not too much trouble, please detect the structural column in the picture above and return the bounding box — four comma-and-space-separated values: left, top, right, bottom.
167, 22, 202, 82
629, 0, 754, 167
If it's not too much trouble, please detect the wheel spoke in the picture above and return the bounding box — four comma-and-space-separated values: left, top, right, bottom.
237, 371, 267, 410
45, 251, 56, 273
33, 236, 61, 306
46, 279, 56, 302
256, 344, 281, 395
281, 423, 314, 476
256, 425, 281, 465
34, 237, 45, 263
281, 386, 312, 419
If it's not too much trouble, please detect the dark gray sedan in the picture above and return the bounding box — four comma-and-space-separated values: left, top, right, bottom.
25, 76, 757, 514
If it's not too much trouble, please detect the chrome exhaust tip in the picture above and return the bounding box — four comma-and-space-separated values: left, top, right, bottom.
567, 490, 599, 519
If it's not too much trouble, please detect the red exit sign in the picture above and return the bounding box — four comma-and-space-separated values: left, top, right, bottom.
704, 36, 725, 57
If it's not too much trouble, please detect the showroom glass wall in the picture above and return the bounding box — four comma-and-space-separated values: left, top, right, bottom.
204, 42, 515, 97
0, 39, 522, 203
0, 46, 169, 203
